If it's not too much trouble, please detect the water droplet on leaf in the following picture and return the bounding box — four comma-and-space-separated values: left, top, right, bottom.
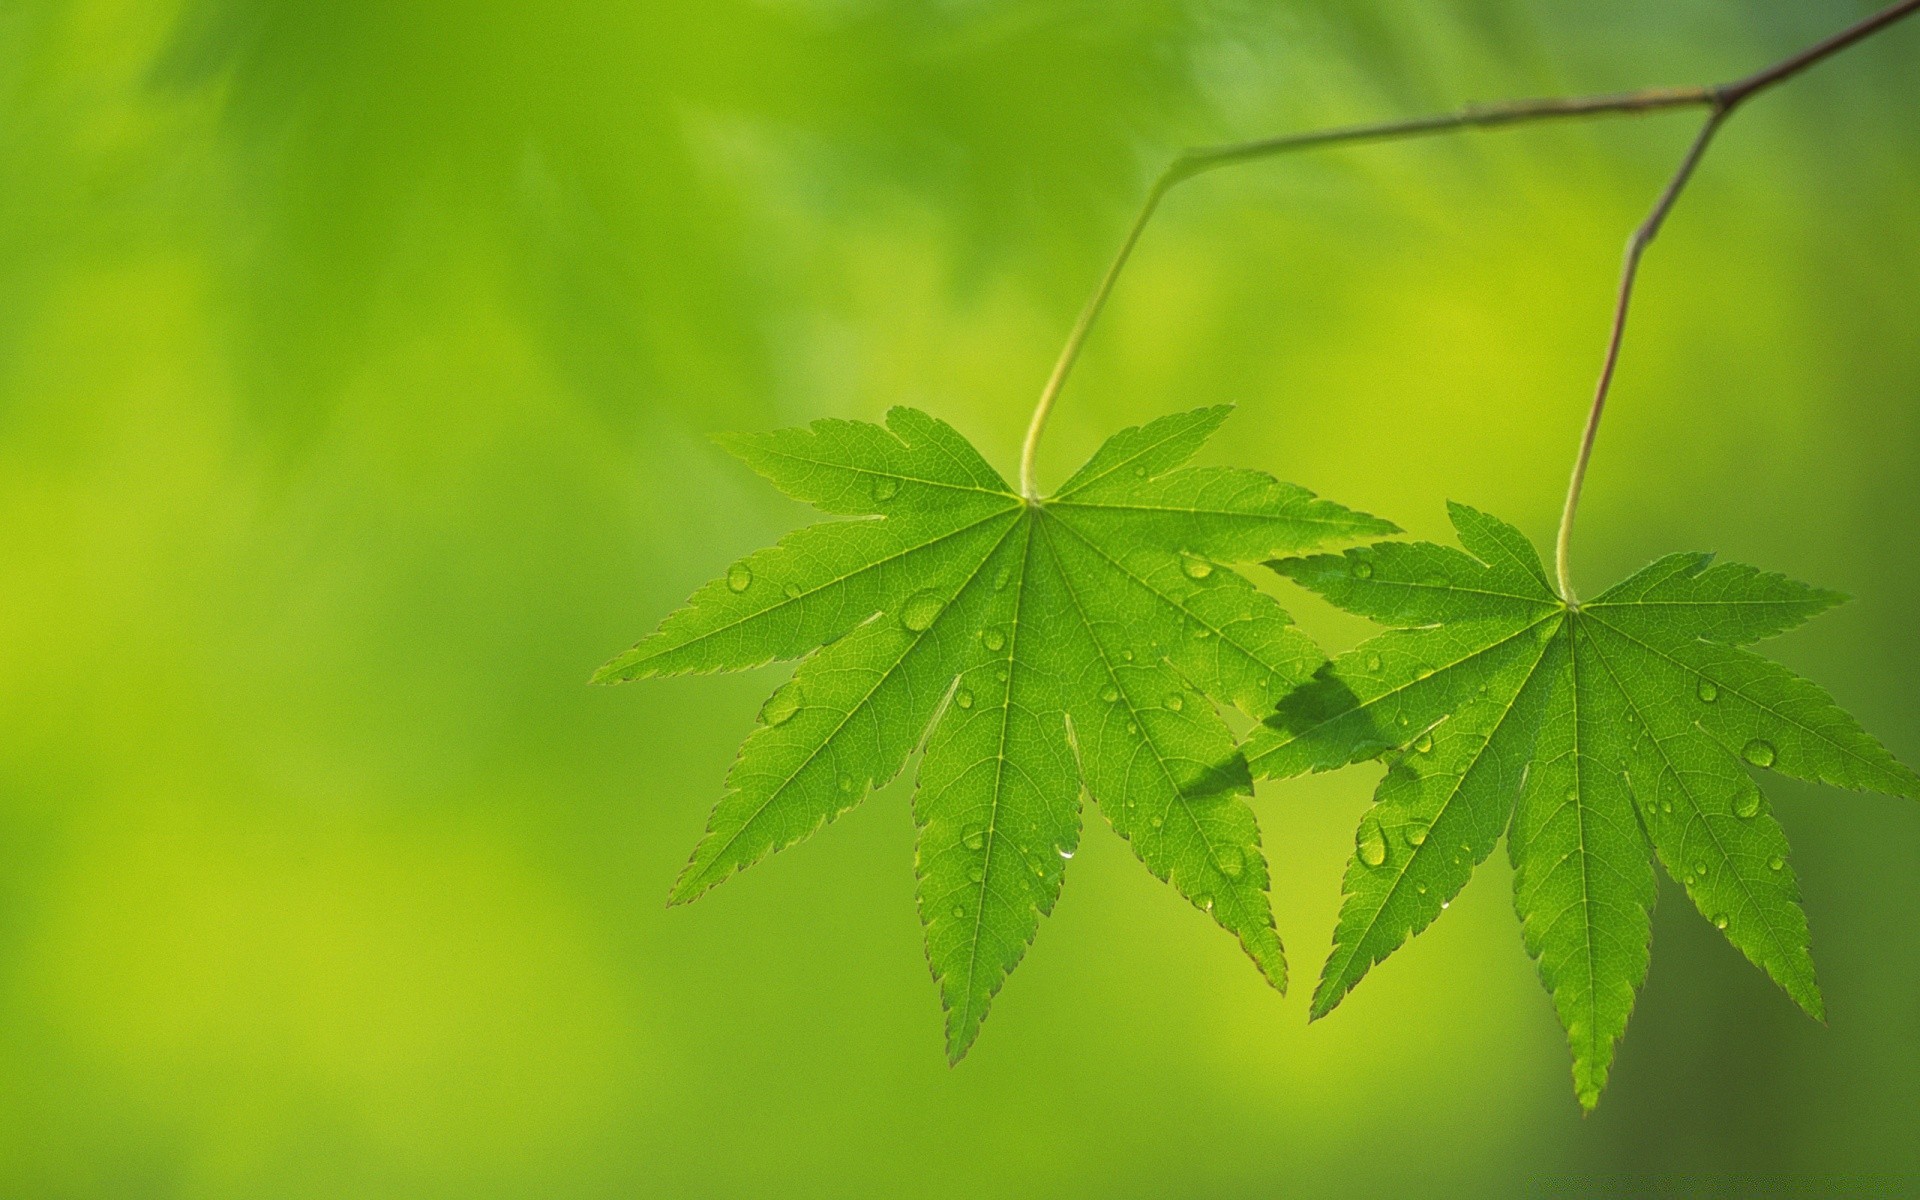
1742, 739, 1777, 769
900, 590, 944, 632
982, 628, 1006, 652
1182, 555, 1213, 580
963, 829, 985, 850
1403, 824, 1428, 848
870, 476, 900, 502
760, 681, 803, 726
1164, 693, 1184, 712
727, 563, 753, 592
1412, 732, 1433, 754
1697, 679, 1719, 703
1100, 685, 1119, 703
955, 688, 974, 709
1356, 819, 1388, 868
1351, 560, 1374, 580
1366, 654, 1382, 673
1733, 788, 1761, 819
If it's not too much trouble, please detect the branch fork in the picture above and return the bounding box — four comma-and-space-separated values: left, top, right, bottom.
1017, 1, 1919, 600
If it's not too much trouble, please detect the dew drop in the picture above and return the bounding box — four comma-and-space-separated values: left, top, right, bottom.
1191, 625, 1212, 640
900, 590, 944, 632
1742, 739, 1778, 769
870, 475, 900, 502
783, 582, 802, 600
1694, 861, 1709, 878
1214, 846, 1244, 878
1768, 855, 1785, 871
963, 829, 986, 851
760, 681, 803, 727
968, 868, 983, 883
1696, 679, 1719, 703
1182, 555, 1214, 580
1057, 845, 1075, 860
1733, 788, 1762, 820
1403, 824, 1429, 849
1351, 560, 1375, 580
955, 688, 975, 710
1356, 819, 1388, 869
1412, 732, 1434, 754
1366, 654, 1383, 673
1150, 816, 1164, 829
994, 567, 1012, 591
1127, 721, 1140, 736
1661, 800, 1673, 815
982, 628, 1006, 652
1100, 685, 1120, 703
996, 668, 1010, 683
1440, 900, 1451, 910
1712, 913, 1729, 930
952, 905, 965, 917
727, 563, 753, 592
1195, 893, 1215, 912
1396, 714, 1410, 729
1164, 693, 1185, 712
1121, 649, 1134, 662
1133, 465, 1148, 477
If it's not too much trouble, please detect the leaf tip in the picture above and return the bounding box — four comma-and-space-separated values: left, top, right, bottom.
666, 860, 721, 907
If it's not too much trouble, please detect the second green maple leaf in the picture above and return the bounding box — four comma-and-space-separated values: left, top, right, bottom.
1250, 502, 1920, 1109
598, 405, 1392, 1059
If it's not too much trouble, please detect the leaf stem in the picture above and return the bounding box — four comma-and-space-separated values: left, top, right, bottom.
1017, 0, 1920, 514
1553, 108, 1727, 607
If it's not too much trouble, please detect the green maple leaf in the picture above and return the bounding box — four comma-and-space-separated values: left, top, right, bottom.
596, 405, 1393, 1059
1247, 502, 1920, 1108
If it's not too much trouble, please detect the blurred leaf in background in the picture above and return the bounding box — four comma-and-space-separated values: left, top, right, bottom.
1, 0, 1917, 1196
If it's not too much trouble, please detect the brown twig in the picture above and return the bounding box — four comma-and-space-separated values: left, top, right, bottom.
1016, 1, 1920, 580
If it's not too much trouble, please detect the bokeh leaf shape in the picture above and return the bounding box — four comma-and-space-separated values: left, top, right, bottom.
598, 405, 1393, 1060
1248, 502, 1920, 1109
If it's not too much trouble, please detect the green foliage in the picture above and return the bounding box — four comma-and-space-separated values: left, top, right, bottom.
598, 405, 1392, 1059
1252, 502, 1920, 1108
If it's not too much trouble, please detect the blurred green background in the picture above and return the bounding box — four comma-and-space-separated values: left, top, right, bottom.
2, 0, 1917, 1195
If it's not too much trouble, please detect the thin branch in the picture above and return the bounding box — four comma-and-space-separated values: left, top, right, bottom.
1016, 85, 1713, 499
1016, 0, 1920, 506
